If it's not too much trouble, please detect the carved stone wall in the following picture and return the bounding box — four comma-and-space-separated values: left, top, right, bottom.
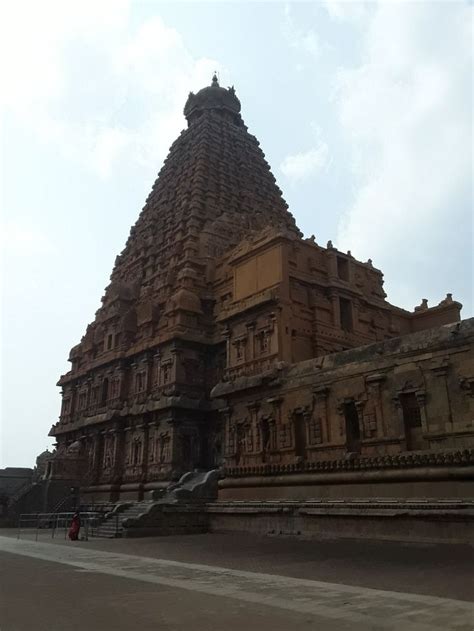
213, 319, 474, 476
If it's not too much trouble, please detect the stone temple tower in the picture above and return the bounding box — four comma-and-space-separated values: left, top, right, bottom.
50, 76, 301, 499
49, 76, 462, 502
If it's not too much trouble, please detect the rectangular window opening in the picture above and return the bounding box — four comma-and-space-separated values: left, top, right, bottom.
337, 257, 349, 281
344, 401, 361, 453
401, 393, 422, 428
339, 297, 353, 332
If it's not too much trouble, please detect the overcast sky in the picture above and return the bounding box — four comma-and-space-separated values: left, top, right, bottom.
1, 1, 472, 468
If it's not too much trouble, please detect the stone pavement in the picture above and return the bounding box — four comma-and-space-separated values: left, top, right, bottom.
0, 534, 473, 630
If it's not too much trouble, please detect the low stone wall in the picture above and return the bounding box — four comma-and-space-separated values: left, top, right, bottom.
207, 500, 474, 544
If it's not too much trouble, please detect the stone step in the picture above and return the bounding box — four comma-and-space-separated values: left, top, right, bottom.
91, 501, 155, 536
92, 531, 121, 537
93, 524, 123, 531
91, 527, 122, 536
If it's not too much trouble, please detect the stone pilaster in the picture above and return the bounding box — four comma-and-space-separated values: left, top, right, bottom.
366, 373, 387, 437
312, 386, 330, 443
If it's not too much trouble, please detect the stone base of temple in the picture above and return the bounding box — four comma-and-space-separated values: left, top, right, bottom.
218, 467, 474, 501
206, 499, 474, 544
116, 498, 474, 544
93, 467, 473, 544
80, 484, 120, 502
117, 483, 146, 501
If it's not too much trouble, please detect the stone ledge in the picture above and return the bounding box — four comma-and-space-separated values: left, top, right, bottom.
223, 448, 474, 479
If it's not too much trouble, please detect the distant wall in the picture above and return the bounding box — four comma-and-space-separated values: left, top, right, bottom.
0, 468, 33, 497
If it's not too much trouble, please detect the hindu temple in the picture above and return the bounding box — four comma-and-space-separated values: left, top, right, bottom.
45, 77, 473, 534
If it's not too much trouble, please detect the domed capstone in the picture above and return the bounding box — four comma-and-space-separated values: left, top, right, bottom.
184, 74, 242, 126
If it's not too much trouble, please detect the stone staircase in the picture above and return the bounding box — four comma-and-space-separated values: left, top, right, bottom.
90, 470, 219, 538
91, 500, 155, 538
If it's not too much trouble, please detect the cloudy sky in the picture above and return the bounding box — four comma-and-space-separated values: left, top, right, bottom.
1, 1, 472, 467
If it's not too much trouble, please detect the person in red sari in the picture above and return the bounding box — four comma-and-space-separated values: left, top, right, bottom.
68, 511, 81, 541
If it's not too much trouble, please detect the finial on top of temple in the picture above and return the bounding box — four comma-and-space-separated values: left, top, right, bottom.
184, 74, 242, 127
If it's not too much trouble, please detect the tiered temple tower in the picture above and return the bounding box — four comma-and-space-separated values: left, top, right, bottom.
49, 77, 467, 502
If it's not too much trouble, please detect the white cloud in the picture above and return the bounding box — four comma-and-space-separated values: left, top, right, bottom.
0, 1, 130, 110
0, 2, 220, 178
91, 128, 132, 178
332, 2, 472, 307
0, 220, 53, 256
281, 123, 329, 182
322, 0, 370, 22
283, 4, 320, 59
280, 143, 329, 183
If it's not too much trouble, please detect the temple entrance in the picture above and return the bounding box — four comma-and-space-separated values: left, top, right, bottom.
344, 402, 361, 453
401, 393, 425, 450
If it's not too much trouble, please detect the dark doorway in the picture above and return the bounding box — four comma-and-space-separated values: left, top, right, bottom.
235, 425, 244, 465
344, 401, 361, 453
101, 378, 109, 406
260, 418, 270, 462
199, 431, 210, 468
293, 413, 306, 458
401, 393, 425, 450
181, 435, 192, 469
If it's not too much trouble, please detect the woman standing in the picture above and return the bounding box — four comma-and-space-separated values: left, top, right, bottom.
68, 511, 81, 541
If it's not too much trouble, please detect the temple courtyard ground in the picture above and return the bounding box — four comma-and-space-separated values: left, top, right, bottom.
0, 531, 472, 630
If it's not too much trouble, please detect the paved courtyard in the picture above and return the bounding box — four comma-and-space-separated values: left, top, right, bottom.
0, 531, 472, 630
